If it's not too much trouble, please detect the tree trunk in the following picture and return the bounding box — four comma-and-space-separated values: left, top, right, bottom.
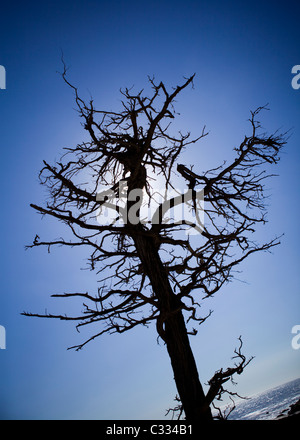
132, 228, 212, 421
164, 309, 212, 421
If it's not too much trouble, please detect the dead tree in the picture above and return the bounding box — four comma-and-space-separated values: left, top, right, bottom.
23, 67, 286, 421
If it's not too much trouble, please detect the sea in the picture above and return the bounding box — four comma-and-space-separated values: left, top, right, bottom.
224, 377, 300, 420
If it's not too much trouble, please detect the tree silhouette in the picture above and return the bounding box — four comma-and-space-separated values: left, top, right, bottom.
24, 67, 286, 421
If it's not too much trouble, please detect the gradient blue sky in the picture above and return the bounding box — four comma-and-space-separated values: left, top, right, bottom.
0, 0, 299, 420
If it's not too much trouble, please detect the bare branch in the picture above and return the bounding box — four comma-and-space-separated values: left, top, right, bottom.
205, 336, 254, 417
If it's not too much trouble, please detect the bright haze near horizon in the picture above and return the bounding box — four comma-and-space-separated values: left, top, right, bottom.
0, 0, 299, 420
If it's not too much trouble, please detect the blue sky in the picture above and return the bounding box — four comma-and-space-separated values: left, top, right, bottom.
0, 0, 299, 419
